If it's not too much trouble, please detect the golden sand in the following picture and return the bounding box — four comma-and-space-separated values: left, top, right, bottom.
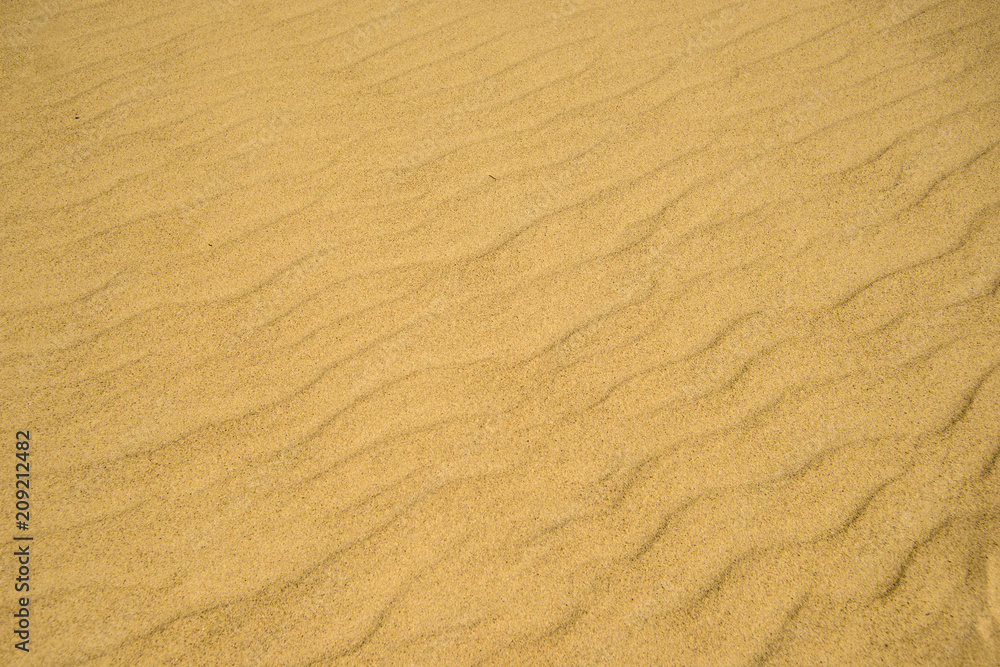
2, 0, 999, 664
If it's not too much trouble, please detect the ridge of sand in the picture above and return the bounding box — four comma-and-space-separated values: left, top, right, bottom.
2, 0, 998, 664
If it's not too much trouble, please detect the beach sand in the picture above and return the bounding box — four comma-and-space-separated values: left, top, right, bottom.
2, 0, 999, 664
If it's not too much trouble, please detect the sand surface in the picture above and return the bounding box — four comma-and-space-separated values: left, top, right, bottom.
2, 0, 999, 664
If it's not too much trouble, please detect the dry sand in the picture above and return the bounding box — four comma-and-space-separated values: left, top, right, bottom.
2, 0, 999, 664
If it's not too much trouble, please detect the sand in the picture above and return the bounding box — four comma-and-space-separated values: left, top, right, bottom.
2, 0, 999, 664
